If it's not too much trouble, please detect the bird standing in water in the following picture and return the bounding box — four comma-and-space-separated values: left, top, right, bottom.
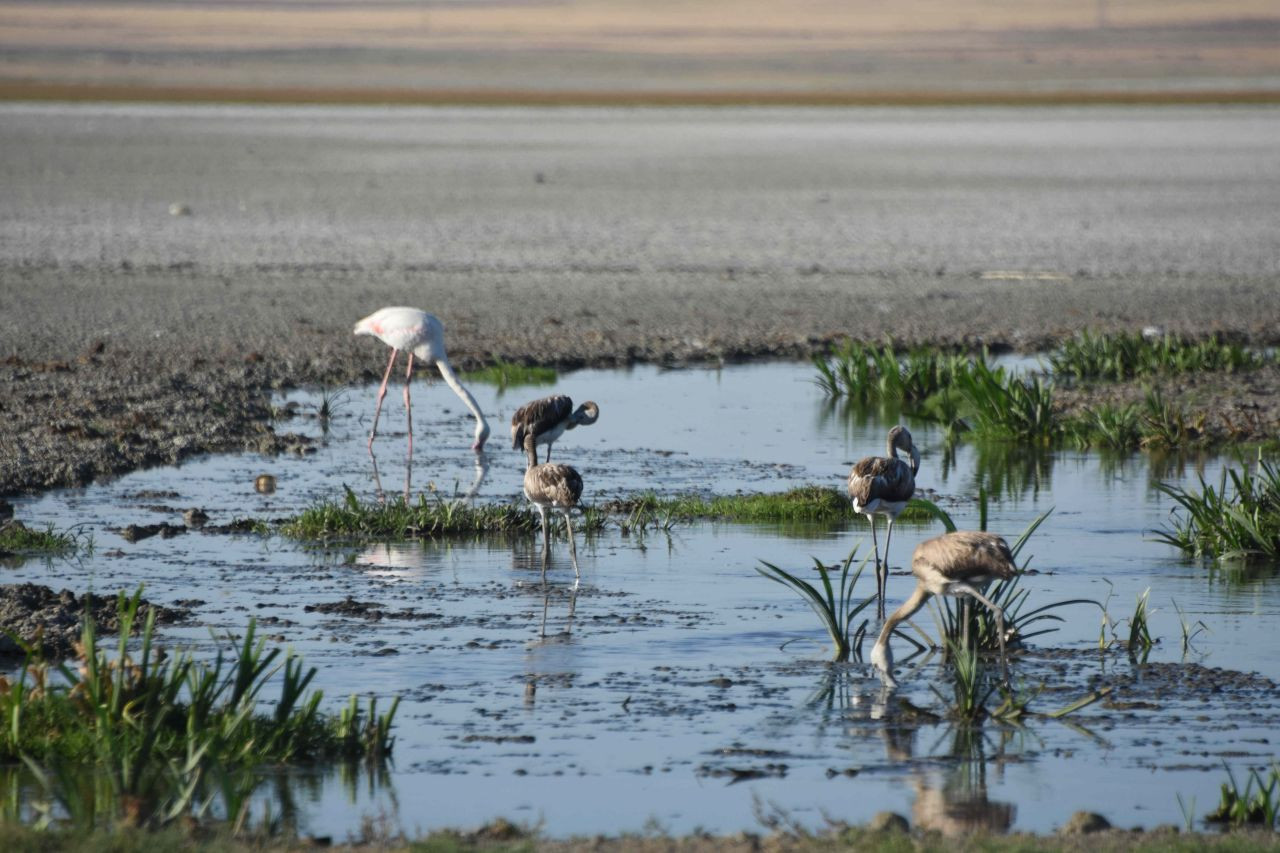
510, 395, 599, 464
848, 425, 920, 618
523, 456, 584, 584
353, 307, 490, 453
870, 530, 1016, 687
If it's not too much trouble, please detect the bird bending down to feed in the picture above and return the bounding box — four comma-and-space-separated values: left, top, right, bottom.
870, 531, 1016, 688
511, 395, 599, 465
848, 425, 920, 619
353, 307, 490, 453
523, 460, 584, 584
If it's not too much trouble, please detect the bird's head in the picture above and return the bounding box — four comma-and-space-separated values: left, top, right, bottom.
889, 425, 920, 474
572, 401, 600, 426
869, 639, 898, 689
472, 420, 491, 453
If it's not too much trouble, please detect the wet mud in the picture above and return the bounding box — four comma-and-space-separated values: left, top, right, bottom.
0, 583, 189, 659
3, 104, 1280, 496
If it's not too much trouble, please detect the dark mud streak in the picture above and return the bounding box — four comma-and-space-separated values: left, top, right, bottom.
3, 267, 1280, 495
0, 583, 190, 659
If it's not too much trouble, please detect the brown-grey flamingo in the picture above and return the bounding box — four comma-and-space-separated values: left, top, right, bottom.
870, 530, 1016, 687
510, 395, 599, 464
849, 425, 920, 618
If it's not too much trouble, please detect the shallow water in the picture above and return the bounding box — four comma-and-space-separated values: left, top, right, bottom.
8, 361, 1280, 837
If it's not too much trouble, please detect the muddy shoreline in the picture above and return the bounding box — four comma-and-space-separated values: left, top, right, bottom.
3, 266, 1279, 496
2, 104, 1279, 496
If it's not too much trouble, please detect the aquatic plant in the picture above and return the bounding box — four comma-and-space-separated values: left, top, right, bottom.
953, 360, 1058, 444
1172, 599, 1209, 658
461, 360, 557, 390
813, 339, 979, 404
0, 589, 398, 830
756, 546, 875, 662
0, 520, 88, 557
1063, 402, 1143, 451
1154, 453, 1280, 562
1126, 587, 1155, 662
1048, 330, 1266, 383
1206, 763, 1280, 829
1138, 388, 1205, 450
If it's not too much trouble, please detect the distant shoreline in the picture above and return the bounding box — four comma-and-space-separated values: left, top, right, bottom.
3, 81, 1279, 107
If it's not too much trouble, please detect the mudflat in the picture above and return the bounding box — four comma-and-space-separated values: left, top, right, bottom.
1, 104, 1278, 494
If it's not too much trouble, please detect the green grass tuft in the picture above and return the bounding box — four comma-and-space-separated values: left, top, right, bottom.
461, 360, 557, 390
1154, 453, 1280, 562
1048, 331, 1267, 383
0, 588, 398, 830
0, 521, 85, 556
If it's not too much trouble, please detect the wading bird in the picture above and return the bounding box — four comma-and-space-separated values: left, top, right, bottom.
353, 307, 490, 453
870, 531, 1016, 688
511, 395, 599, 464
849, 425, 920, 618
523, 459, 584, 584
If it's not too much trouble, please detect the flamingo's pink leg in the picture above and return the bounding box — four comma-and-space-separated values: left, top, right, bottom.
369, 348, 399, 450
403, 352, 415, 456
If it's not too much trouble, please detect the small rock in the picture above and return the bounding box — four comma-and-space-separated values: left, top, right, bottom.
1059, 811, 1111, 835
867, 811, 909, 834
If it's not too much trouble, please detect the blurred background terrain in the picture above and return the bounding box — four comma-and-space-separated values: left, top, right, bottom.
1, 0, 1277, 102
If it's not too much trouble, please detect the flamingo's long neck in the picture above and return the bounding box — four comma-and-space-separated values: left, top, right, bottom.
871, 585, 929, 677
435, 358, 490, 449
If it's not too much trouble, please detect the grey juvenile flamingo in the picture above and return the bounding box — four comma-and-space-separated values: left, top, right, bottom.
849, 425, 920, 618
870, 530, 1016, 688
511, 395, 599, 464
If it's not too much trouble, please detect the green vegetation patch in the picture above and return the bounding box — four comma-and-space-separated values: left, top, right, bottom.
1, 589, 397, 830
1048, 331, 1267, 382
0, 521, 81, 556
1154, 454, 1280, 563
461, 360, 557, 390
282, 487, 545, 541
813, 333, 1269, 453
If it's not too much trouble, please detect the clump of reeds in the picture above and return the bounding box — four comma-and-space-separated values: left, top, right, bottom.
461, 360, 557, 390
756, 547, 874, 662
812, 340, 979, 404
1154, 453, 1280, 562
0, 589, 398, 830
1047, 331, 1266, 383
952, 360, 1058, 444
0, 521, 89, 557
1206, 763, 1280, 829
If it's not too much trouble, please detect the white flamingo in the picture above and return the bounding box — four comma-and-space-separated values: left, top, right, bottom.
353, 307, 490, 453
